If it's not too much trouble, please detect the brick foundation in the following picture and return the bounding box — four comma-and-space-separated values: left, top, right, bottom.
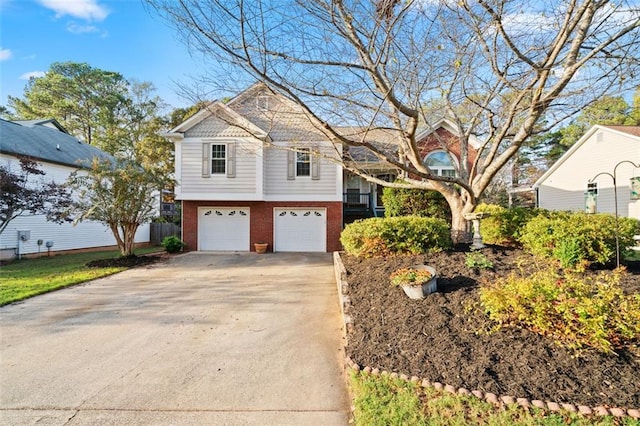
181, 200, 343, 252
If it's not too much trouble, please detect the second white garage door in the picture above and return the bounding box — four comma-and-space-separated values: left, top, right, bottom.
198, 207, 250, 251
273, 208, 326, 252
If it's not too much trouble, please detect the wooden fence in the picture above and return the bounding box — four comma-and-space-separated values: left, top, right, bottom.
150, 222, 181, 245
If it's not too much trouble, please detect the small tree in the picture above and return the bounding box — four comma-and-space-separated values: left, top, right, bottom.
0, 157, 71, 235
66, 158, 166, 257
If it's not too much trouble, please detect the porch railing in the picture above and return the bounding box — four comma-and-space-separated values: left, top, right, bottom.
343, 192, 376, 218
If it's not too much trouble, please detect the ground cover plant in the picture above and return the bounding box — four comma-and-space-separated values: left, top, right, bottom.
341, 246, 640, 412
0, 246, 164, 306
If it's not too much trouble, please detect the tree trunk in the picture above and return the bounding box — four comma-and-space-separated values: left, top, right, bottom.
444, 194, 476, 245
121, 223, 138, 257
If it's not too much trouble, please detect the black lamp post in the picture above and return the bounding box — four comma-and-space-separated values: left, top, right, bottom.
589, 160, 640, 268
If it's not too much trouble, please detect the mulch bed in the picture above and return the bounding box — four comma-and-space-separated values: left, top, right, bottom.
86, 253, 169, 268
341, 246, 640, 409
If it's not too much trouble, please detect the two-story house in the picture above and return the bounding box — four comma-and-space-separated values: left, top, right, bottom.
165, 84, 481, 253
163, 84, 343, 252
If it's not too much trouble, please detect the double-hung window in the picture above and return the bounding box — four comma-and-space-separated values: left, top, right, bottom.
287, 146, 319, 180
202, 141, 235, 178
211, 144, 226, 174
296, 149, 311, 177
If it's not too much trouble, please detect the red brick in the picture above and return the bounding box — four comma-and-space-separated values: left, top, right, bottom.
180, 200, 343, 252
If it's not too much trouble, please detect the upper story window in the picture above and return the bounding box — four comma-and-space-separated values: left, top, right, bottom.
424, 151, 457, 177
587, 181, 598, 195
287, 146, 319, 180
211, 144, 226, 174
296, 148, 311, 177
202, 141, 235, 178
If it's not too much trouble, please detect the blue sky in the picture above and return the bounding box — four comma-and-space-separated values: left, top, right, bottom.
0, 0, 207, 110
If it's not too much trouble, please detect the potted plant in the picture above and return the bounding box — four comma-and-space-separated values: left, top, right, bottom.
254, 242, 269, 254
390, 265, 437, 299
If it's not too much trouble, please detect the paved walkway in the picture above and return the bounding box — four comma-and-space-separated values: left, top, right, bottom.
0, 252, 349, 425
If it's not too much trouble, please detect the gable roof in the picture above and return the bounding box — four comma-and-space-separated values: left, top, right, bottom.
12, 119, 69, 133
533, 125, 640, 187
165, 100, 269, 140
0, 119, 113, 168
415, 118, 483, 149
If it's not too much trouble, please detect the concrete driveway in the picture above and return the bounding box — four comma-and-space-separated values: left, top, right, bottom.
0, 252, 349, 425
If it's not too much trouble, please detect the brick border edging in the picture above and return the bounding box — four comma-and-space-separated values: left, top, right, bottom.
332, 252, 640, 420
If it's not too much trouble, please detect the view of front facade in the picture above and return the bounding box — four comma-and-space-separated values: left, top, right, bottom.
165, 85, 482, 253
164, 84, 344, 252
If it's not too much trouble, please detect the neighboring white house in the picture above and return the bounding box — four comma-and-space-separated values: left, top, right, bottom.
0, 119, 151, 257
534, 125, 640, 220
163, 83, 344, 252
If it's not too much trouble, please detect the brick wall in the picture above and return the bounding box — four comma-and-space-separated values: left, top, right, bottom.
181, 200, 343, 252
417, 127, 478, 169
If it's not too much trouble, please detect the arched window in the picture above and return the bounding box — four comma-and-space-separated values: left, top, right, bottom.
424, 151, 457, 177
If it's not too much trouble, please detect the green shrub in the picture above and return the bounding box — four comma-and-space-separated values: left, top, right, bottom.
465, 251, 494, 270
382, 185, 451, 221
474, 203, 542, 246
340, 216, 452, 257
162, 236, 185, 253
519, 212, 639, 266
479, 267, 640, 354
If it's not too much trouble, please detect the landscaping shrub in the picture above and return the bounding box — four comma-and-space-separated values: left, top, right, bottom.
479, 267, 640, 354
474, 203, 542, 246
341, 216, 452, 257
382, 185, 451, 221
162, 235, 185, 253
519, 212, 639, 267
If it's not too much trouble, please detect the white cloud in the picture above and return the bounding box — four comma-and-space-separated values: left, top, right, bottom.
38, 0, 109, 21
66, 22, 99, 34
0, 47, 12, 61
20, 71, 46, 80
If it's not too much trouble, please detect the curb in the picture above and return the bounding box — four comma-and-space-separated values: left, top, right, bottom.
332, 251, 640, 420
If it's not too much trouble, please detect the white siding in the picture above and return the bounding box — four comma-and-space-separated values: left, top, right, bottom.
178, 137, 261, 199
0, 155, 150, 254
264, 143, 342, 201
537, 129, 640, 219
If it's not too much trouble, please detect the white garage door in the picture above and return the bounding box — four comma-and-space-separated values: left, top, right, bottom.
274, 208, 326, 252
198, 207, 250, 251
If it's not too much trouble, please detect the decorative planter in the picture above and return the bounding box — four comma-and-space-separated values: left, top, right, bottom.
254, 243, 269, 254
398, 265, 438, 300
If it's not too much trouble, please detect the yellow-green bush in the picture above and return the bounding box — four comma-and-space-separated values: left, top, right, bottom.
474, 203, 542, 246
340, 216, 452, 257
479, 267, 640, 354
519, 212, 639, 267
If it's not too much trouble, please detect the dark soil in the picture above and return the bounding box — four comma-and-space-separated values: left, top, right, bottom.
341, 246, 640, 409
86, 253, 167, 268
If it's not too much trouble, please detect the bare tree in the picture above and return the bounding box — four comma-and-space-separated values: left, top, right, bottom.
146, 0, 640, 242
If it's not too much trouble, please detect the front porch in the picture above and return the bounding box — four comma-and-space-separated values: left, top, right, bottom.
343, 192, 383, 224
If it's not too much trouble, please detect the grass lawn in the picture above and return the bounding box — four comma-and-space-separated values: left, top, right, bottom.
350, 372, 639, 426
0, 246, 163, 306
